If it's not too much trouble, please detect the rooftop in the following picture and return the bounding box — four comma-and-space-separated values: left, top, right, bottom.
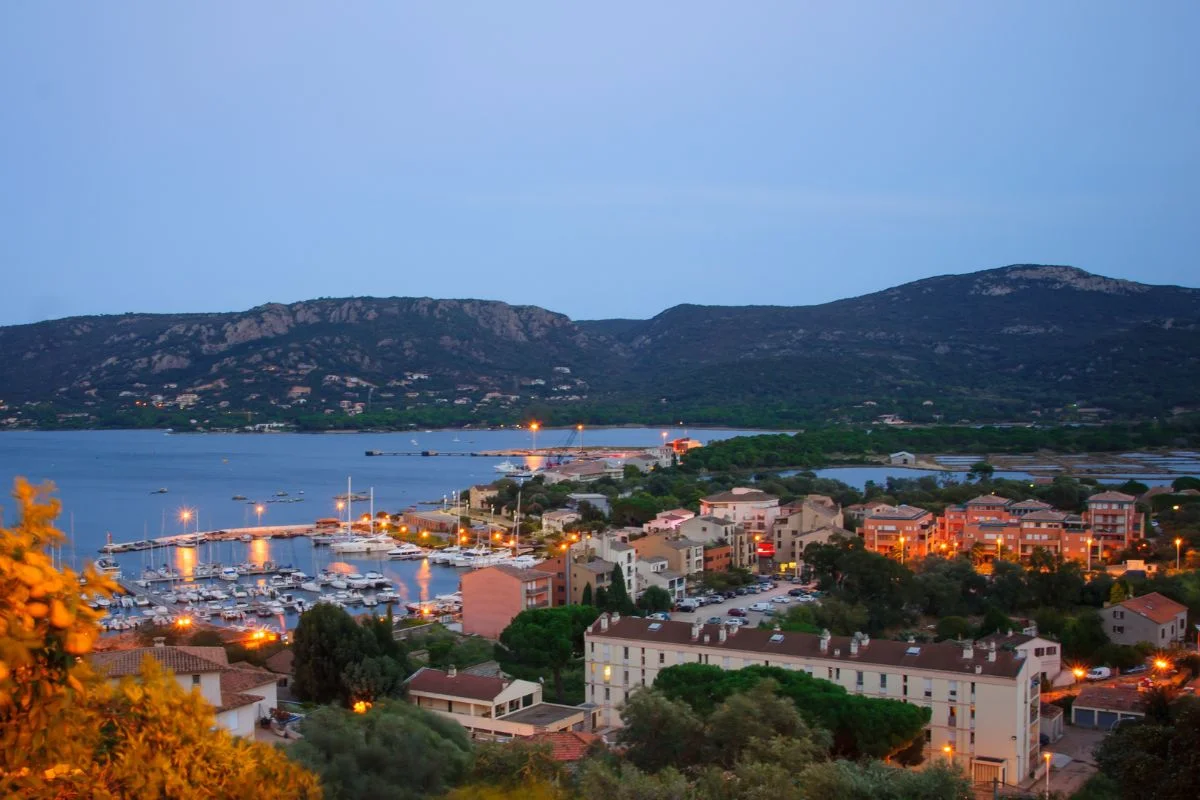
866, 504, 932, 521
501, 702, 585, 726
1074, 684, 1145, 714
407, 667, 508, 702
701, 489, 779, 504
1115, 592, 1188, 625
966, 494, 1011, 506
1088, 491, 1136, 503
587, 616, 1026, 679
91, 645, 228, 678
220, 667, 277, 695
528, 731, 602, 762
484, 564, 554, 582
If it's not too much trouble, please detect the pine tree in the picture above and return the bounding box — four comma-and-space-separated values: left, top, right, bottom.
581, 583, 594, 606
608, 563, 635, 613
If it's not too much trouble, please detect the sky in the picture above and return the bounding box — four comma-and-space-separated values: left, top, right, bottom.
1, 3, 1197, 326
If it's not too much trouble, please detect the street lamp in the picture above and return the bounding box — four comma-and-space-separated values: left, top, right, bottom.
255, 504, 265, 527
530, 421, 540, 453
1043, 752, 1052, 795
179, 508, 193, 534
577, 423, 584, 451
942, 743, 953, 763
1086, 537, 1092, 572
898, 535, 906, 564
1175, 537, 1183, 571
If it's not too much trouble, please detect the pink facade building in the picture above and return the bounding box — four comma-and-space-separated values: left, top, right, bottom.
461, 564, 553, 639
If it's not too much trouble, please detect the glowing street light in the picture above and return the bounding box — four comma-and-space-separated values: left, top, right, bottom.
577, 423, 584, 450
942, 743, 953, 762
898, 535, 906, 564
352, 700, 372, 714
1085, 537, 1093, 572
1154, 657, 1170, 672
1072, 667, 1086, 681
1043, 752, 1052, 795
255, 504, 265, 527
530, 421, 540, 453
1176, 537, 1183, 571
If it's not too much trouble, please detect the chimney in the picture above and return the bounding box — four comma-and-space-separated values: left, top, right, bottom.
859, 633, 870, 648
849, 638, 859, 656
833, 648, 841, 657
703, 634, 710, 644
153, 636, 166, 648
448, 664, 457, 678
987, 641, 997, 662
691, 621, 702, 641
819, 629, 831, 654
907, 636, 916, 644
974, 664, 983, 674
727, 622, 738, 637
611, 611, 620, 624
1005, 628, 1013, 638
599, 615, 609, 632
718, 626, 727, 643
962, 641, 974, 659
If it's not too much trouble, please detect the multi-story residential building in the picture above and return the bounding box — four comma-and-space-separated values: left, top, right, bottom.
1084, 491, 1144, 556
679, 515, 756, 569
771, 495, 847, 573
699, 488, 780, 543
937, 494, 1105, 564
631, 534, 704, 577
977, 629, 1068, 687
469, 484, 500, 511
566, 493, 610, 516
585, 614, 1040, 786
702, 542, 732, 573
635, 557, 686, 600
643, 509, 695, 534
461, 564, 553, 638
91, 643, 278, 739
1099, 592, 1189, 647
406, 666, 591, 740
574, 531, 638, 597
541, 509, 581, 533
862, 504, 937, 559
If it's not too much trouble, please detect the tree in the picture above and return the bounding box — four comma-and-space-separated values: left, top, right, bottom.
1092, 698, 1200, 800
465, 739, 566, 788
291, 700, 472, 800
292, 604, 407, 706
1110, 581, 1129, 603
581, 582, 594, 606
615, 688, 707, 772
935, 616, 971, 641
497, 606, 598, 702
637, 585, 674, 613
0, 478, 320, 799
606, 564, 636, 614
800, 759, 972, 800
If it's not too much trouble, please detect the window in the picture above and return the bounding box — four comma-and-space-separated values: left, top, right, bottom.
970, 732, 975, 745
1046, 646, 1057, 655
523, 694, 533, 708
948, 680, 958, 699
191, 674, 201, 686
1034, 647, 1045, 657
603, 665, 611, 682
623, 670, 629, 685
659, 652, 665, 665
855, 671, 864, 690
1112, 625, 1124, 634
902, 675, 909, 697
923, 678, 933, 699
835, 668, 841, 681
604, 687, 610, 701
623, 647, 629, 659
880, 674, 888, 690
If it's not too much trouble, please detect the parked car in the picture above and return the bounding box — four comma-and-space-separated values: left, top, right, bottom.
648, 612, 671, 621
725, 617, 749, 627
728, 607, 749, 617
1123, 664, 1148, 675
677, 599, 700, 612
788, 588, 808, 597
1086, 666, 1113, 681
771, 595, 792, 604
749, 602, 772, 612
706, 616, 723, 625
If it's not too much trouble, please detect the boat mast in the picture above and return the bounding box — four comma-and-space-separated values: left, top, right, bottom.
346, 476, 352, 536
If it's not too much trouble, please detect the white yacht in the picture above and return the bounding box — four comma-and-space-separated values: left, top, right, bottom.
430, 546, 463, 565
218, 567, 240, 582
493, 460, 520, 475
386, 543, 428, 560
330, 535, 395, 554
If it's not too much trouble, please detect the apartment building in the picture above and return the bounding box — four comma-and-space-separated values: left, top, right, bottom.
1084, 491, 1144, 555
679, 515, 756, 569
636, 557, 686, 600
699, 488, 780, 542
461, 564, 553, 638
585, 614, 1040, 786
862, 504, 937, 559
771, 495, 848, 572
632, 534, 704, 576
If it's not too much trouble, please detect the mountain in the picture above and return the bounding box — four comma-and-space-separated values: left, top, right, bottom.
2, 265, 1198, 429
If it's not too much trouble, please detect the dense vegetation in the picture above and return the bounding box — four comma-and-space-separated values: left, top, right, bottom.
7, 265, 1200, 430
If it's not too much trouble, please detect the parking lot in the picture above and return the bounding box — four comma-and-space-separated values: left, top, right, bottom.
669, 580, 821, 628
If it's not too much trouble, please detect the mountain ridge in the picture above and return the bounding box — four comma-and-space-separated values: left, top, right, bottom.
2, 265, 1198, 429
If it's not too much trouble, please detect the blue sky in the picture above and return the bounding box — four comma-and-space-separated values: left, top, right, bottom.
1, 3, 1196, 325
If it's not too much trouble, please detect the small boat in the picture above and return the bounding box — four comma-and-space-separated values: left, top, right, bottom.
175, 539, 197, 549
232, 495, 247, 501
151, 488, 168, 494
330, 535, 395, 554
219, 567, 240, 582
239, 534, 253, 542
96, 557, 122, 574
387, 543, 428, 560
275, 491, 288, 497
493, 460, 520, 475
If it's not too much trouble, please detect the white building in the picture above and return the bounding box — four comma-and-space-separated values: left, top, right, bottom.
91, 644, 278, 739
585, 614, 1040, 787
699, 488, 780, 540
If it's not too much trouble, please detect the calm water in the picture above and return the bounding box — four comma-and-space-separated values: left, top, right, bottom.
0, 428, 764, 599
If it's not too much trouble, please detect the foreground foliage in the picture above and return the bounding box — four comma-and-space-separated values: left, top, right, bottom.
290, 700, 472, 800
0, 478, 320, 798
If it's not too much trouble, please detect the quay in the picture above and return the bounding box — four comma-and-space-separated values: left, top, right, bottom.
100, 524, 320, 554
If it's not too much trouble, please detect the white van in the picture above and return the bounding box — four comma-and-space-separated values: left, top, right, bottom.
677, 598, 700, 612
748, 601, 772, 613
1086, 666, 1112, 681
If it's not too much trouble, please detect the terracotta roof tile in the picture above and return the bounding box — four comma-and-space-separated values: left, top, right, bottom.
1117, 592, 1187, 625
1087, 491, 1135, 503
221, 668, 277, 695
1074, 685, 1145, 713
967, 494, 1011, 506
407, 667, 507, 701
217, 691, 266, 713
701, 490, 778, 504
91, 646, 228, 678
528, 731, 602, 762
587, 616, 1026, 679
